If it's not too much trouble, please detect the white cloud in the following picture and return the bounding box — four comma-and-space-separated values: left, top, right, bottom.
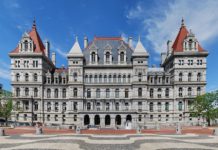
121, 32, 137, 48
0, 60, 10, 81
50, 43, 67, 58
127, 0, 218, 53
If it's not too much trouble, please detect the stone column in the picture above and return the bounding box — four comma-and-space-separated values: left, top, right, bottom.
100, 115, 105, 128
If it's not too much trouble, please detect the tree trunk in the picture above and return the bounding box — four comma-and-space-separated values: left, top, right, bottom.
207, 118, 210, 126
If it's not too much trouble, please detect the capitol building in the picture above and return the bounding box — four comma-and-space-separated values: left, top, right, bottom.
9, 19, 208, 129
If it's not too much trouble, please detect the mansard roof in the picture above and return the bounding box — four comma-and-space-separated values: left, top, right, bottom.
83, 36, 134, 64
172, 19, 204, 52
10, 20, 46, 54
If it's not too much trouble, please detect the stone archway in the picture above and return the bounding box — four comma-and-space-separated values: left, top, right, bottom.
105, 115, 111, 126
115, 115, 121, 125
126, 115, 132, 122
84, 115, 90, 125
125, 115, 132, 129
94, 115, 100, 125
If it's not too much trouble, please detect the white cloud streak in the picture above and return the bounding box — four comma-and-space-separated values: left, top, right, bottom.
127, 0, 218, 53
0, 60, 10, 80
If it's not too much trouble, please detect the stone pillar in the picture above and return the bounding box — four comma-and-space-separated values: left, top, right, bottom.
100, 116, 105, 128
111, 117, 115, 128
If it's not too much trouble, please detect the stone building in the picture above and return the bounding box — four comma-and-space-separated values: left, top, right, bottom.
9, 19, 208, 129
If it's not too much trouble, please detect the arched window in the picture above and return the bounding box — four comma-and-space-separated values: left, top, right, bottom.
109, 75, 112, 83
149, 102, 153, 112
178, 101, 183, 111
34, 73, 37, 82
179, 73, 183, 82
91, 52, 96, 63
115, 102, 119, 111
34, 101, 38, 111
157, 88, 162, 98
87, 102, 91, 110
123, 75, 126, 83
34, 88, 38, 97
197, 87, 201, 96
47, 89, 51, 98
89, 75, 92, 83
16, 73, 20, 82
115, 88, 119, 98
120, 51, 124, 63
150, 88, 154, 98
197, 72, 201, 81
178, 87, 183, 97
188, 72, 192, 82
165, 88, 169, 98
54, 89, 58, 98
106, 52, 110, 63
16, 88, 20, 97
113, 75, 116, 83
138, 88, 142, 97
188, 87, 192, 96
118, 75, 121, 83
47, 102, 51, 112
104, 75, 107, 83
106, 88, 110, 98
138, 73, 142, 82
99, 74, 102, 83
94, 75, 98, 83
96, 88, 100, 98
24, 40, 28, 51
62, 88, 66, 98
73, 88, 77, 97
25, 73, 29, 82
24, 88, 29, 96
157, 102, 161, 112
128, 74, 131, 83
62, 102, 67, 112
125, 88, 129, 98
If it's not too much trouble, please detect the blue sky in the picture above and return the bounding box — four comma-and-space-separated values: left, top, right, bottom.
0, 0, 218, 91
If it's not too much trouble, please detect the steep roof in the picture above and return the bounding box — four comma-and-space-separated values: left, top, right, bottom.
172, 19, 204, 52
67, 37, 83, 57
10, 20, 45, 54
133, 36, 148, 56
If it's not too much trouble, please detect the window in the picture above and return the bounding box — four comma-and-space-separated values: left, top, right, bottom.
104, 75, 107, 83
197, 87, 201, 96
16, 101, 20, 110
150, 115, 153, 121
123, 75, 126, 83
188, 59, 193, 65
109, 75, 112, 83
62, 88, 66, 98
33, 60, 38, 68
62, 102, 67, 112
115, 88, 119, 98
188, 87, 192, 96
118, 75, 121, 83
165, 88, 169, 98
24, 114, 27, 121
47, 89, 51, 98
25, 73, 29, 82
34, 88, 38, 97
73, 88, 78, 97
115, 102, 119, 111
197, 73, 201, 81
138, 115, 142, 122
73, 72, 77, 82
99, 75, 102, 83
197, 59, 203, 65
149, 102, 153, 112
106, 52, 110, 63
188, 73, 192, 82
166, 115, 169, 121
16, 73, 20, 82
178, 101, 183, 111
91, 52, 96, 63
166, 77, 169, 83
47, 115, 50, 121
138, 88, 142, 97
150, 88, 153, 98
47, 102, 51, 112
128, 74, 131, 83
87, 102, 91, 111
47, 77, 51, 84
178, 60, 184, 65
138, 73, 142, 82
125, 88, 129, 98
24, 40, 28, 51
55, 102, 59, 112
54, 89, 58, 98
113, 75, 116, 83
165, 102, 169, 112
15, 60, 20, 68
87, 89, 91, 98
74, 102, 78, 111
94, 75, 98, 83
125, 102, 129, 110
106, 88, 110, 98
55, 115, 58, 121
89, 75, 92, 83
16, 88, 20, 97
24, 60, 29, 68
96, 102, 101, 111
96, 89, 100, 98
179, 73, 183, 82
120, 52, 124, 63
158, 115, 161, 121
25, 88, 29, 96
178, 87, 183, 97
106, 102, 110, 111
34, 101, 38, 111
157, 102, 161, 112
157, 88, 162, 98
138, 102, 142, 111
85, 75, 88, 83
33, 73, 37, 82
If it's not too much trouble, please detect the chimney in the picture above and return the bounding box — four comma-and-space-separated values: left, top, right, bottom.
45, 40, 50, 58
128, 37, 132, 48
167, 40, 172, 55
52, 52, 56, 66
84, 36, 88, 48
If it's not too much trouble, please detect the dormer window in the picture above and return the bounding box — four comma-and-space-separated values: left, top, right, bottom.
188, 39, 192, 50
106, 52, 110, 64
120, 51, 125, 63
91, 52, 96, 63
24, 40, 28, 51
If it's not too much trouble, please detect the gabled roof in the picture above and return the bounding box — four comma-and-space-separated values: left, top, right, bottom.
133, 36, 148, 56
67, 37, 83, 57
172, 19, 204, 52
10, 20, 45, 54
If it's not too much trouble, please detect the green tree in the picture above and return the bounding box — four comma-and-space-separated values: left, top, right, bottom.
191, 91, 218, 126
0, 93, 13, 126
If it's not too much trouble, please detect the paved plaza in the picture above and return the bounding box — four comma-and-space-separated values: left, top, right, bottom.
0, 132, 218, 150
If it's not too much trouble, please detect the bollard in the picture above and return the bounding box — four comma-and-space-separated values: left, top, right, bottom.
36, 127, 43, 135
176, 123, 181, 134
0, 128, 6, 136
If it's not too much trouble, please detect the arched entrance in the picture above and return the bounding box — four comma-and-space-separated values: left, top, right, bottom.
105, 115, 111, 126
84, 115, 90, 125
115, 115, 121, 125
125, 115, 132, 129
94, 115, 100, 125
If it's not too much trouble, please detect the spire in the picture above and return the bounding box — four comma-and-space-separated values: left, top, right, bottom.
32, 17, 36, 30
133, 36, 148, 56
68, 36, 83, 57
181, 17, 185, 27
